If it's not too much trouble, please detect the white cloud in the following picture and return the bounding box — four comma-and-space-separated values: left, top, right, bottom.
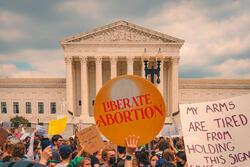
56, 0, 102, 19
0, 64, 17, 75
0, 29, 25, 41
0, 64, 43, 78
0, 10, 28, 41
0, 10, 26, 26
0, 49, 65, 78
209, 58, 250, 78
145, 1, 250, 69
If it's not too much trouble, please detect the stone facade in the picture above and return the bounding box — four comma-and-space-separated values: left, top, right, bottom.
0, 21, 250, 127
0, 78, 66, 123
179, 79, 250, 103
61, 21, 184, 123
0, 78, 250, 124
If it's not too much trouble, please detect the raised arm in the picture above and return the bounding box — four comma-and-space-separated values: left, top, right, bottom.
125, 135, 139, 167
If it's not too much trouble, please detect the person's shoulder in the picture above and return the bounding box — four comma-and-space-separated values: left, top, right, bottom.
1, 160, 46, 167
156, 158, 167, 167
165, 161, 175, 167
68, 156, 83, 167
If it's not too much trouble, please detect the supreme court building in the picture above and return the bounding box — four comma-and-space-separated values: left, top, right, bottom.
61, 20, 183, 122
0, 21, 250, 129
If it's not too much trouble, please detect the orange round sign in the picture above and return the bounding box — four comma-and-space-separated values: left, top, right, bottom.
94, 75, 166, 146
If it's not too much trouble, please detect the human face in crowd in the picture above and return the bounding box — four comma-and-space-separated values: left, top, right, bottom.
176, 156, 185, 167
56, 138, 64, 147
150, 155, 159, 167
107, 150, 116, 158
95, 149, 103, 161
78, 158, 92, 167
83, 159, 91, 167
107, 150, 116, 164
33, 146, 40, 155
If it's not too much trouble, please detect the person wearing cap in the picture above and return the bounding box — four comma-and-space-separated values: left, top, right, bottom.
55, 145, 73, 167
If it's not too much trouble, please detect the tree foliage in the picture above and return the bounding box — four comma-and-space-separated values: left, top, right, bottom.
10, 115, 31, 127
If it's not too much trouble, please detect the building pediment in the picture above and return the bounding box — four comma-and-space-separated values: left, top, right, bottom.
61, 20, 184, 45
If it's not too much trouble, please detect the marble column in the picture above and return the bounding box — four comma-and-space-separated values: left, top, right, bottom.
141, 58, 145, 77
169, 57, 180, 115
65, 57, 74, 115
95, 57, 102, 94
127, 57, 134, 75
110, 57, 117, 78
80, 56, 89, 116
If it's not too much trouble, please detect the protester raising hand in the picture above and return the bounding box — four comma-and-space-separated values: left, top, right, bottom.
125, 135, 139, 155
39, 146, 52, 166
76, 143, 85, 157
125, 135, 139, 167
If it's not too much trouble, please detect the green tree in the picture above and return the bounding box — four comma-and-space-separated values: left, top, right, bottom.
10, 115, 31, 127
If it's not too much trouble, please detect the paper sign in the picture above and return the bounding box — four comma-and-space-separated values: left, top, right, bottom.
76, 125, 104, 154
180, 94, 250, 166
159, 124, 179, 137
2, 121, 11, 129
0, 128, 8, 146
36, 125, 46, 136
48, 117, 67, 135
94, 75, 166, 146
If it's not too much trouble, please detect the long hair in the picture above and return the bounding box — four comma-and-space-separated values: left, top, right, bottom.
12, 142, 26, 160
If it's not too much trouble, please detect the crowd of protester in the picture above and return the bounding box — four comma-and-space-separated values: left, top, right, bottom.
0, 126, 187, 167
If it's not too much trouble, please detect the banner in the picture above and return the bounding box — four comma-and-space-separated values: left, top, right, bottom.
94, 75, 166, 146
76, 125, 104, 154
48, 117, 67, 135
180, 94, 250, 166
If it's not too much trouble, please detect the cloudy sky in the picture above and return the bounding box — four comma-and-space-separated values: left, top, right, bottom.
0, 0, 249, 78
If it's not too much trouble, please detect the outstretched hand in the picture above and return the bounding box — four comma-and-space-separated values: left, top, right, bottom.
125, 135, 140, 155
39, 146, 52, 165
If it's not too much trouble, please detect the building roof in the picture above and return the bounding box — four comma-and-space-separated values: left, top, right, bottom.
0, 77, 250, 89
60, 20, 184, 45
179, 78, 250, 89
0, 78, 66, 88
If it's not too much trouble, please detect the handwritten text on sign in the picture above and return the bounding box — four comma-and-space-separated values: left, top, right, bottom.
76, 125, 104, 154
180, 94, 250, 166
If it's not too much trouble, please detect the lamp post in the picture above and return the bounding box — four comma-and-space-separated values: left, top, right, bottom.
143, 48, 161, 84
143, 49, 162, 155
144, 60, 161, 84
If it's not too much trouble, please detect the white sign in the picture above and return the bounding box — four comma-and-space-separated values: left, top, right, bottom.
158, 124, 179, 137
180, 94, 250, 166
36, 125, 46, 136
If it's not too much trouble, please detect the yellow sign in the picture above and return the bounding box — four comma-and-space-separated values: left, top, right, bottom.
48, 117, 67, 135
94, 75, 166, 146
